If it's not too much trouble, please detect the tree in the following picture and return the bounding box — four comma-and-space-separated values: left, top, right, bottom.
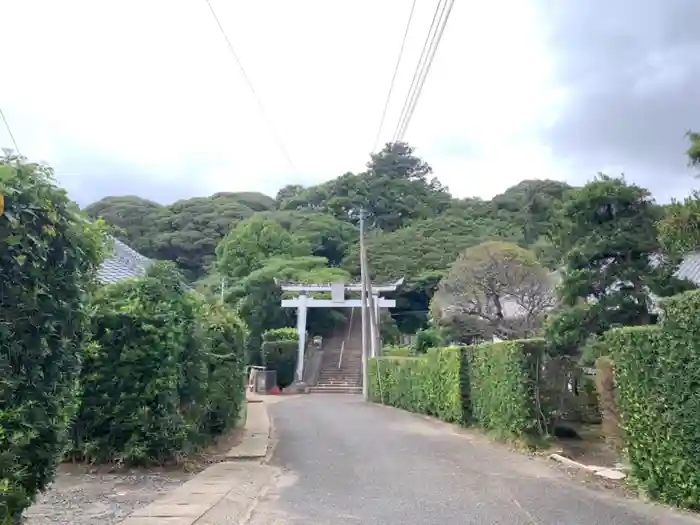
545, 175, 676, 361
686, 130, 700, 172
231, 256, 348, 364
434, 241, 554, 340
216, 216, 308, 279
259, 210, 358, 266
657, 191, 700, 257
275, 184, 305, 206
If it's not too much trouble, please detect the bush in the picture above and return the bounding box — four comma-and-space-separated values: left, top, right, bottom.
383, 345, 415, 357
261, 328, 299, 388
71, 262, 247, 465
369, 347, 464, 423
0, 160, 106, 522
369, 339, 554, 442
199, 304, 248, 436
71, 264, 191, 464
466, 339, 551, 438
607, 289, 700, 510
415, 327, 442, 353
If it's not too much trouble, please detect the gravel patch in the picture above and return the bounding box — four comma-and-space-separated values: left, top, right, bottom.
24, 464, 193, 525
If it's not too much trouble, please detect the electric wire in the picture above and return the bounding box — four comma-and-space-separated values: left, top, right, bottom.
0, 108, 21, 156
390, 0, 445, 143
372, 0, 418, 152
203, 0, 300, 175
392, 0, 456, 143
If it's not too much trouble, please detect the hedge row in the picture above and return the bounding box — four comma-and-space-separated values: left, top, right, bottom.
261, 328, 299, 388
606, 290, 700, 510
369, 339, 552, 439
70, 262, 247, 465
1, 161, 106, 522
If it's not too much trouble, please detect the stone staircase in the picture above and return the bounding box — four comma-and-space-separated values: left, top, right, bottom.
309, 308, 363, 394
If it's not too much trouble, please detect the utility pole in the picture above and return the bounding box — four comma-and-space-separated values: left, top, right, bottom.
359, 210, 370, 400
362, 244, 381, 358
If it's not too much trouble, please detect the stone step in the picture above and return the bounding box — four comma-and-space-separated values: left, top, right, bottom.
309, 387, 362, 394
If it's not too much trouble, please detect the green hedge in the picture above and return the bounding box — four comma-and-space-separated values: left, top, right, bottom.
0, 161, 106, 522
369, 339, 552, 440
369, 347, 464, 423
70, 263, 247, 465
466, 339, 551, 438
607, 289, 700, 510
261, 328, 299, 388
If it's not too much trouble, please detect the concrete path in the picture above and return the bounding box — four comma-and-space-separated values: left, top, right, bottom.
247, 395, 699, 525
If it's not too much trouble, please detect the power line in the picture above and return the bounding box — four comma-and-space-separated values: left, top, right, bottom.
203, 0, 300, 175
390, 0, 445, 143
371, 0, 418, 152
392, 0, 456, 143
0, 108, 21, 156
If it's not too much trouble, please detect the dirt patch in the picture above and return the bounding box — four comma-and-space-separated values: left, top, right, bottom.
553, 423, 621, 468
23, 426, 244, 525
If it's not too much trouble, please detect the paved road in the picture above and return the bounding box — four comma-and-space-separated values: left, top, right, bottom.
248, 395, 699, 525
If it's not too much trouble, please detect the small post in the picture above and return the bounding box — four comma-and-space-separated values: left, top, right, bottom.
295, 294, 308, 382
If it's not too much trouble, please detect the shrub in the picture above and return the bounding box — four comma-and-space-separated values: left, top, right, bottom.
0, 160, 105, 522
71, 264, 191, 464
71, 264, 248, 465
369, 347, 464, 423
262, 328, 299, 388
199, 304, 248, 435
383, 345, 415, 357
466, 339, 551, 438
415, 327, 442, 353
607, 289, 700, 509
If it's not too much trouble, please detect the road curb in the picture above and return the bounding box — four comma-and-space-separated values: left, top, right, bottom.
225, 399, 270, 459
549, 453, 626, 480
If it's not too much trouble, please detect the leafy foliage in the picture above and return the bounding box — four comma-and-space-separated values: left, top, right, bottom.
434, 241, 554, 340
606, 290, 700, 510
657, 191, 700, 257
258, 210, 357, 266
216, 216, 307, 279
282, 142, 451, 230
545, 176, 674, 360
466, 339, 552, 438
71, 262, 246, 465
368, 348, 464, 423
261, 328, 299, 388
370, 339, 554, 440
686, 130, 700, 172
230, 256, 349, 365
85, 192, 270, 279
0, 159, 106, 522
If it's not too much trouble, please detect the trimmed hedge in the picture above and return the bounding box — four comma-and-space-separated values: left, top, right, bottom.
0, 161, 106, 522
369, 347, 463, 423
466, 339, 551, 437
261, 328, 299, 388
369, 339, 553, 440
607, 289, 700, 510
70, 263, 247, 465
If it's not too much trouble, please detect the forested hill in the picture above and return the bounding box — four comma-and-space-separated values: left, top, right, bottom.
84, 143, 573, 330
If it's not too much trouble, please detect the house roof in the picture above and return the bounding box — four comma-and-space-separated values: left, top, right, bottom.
674, 251, 700, 285
97, 237, 152, 284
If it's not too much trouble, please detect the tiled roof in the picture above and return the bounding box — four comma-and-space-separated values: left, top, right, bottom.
97, 237, 152, 284
674, 251, 700, 285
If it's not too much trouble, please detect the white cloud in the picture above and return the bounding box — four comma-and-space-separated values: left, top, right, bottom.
2, 0, 574, 204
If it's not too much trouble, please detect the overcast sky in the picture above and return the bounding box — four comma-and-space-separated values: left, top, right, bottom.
1, 0, 699, 206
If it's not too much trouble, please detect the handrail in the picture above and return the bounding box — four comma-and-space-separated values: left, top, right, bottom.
338, 340, 345, 369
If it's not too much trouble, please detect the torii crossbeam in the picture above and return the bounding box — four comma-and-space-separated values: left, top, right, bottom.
278, 279, 402, 383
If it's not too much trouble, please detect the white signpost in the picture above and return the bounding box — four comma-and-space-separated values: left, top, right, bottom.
278, 279, 402, 383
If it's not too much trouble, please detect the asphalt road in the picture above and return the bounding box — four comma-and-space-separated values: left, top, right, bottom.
248, 395, 699, 525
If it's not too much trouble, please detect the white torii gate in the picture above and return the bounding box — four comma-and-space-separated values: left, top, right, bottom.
278, 279, 403, 382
